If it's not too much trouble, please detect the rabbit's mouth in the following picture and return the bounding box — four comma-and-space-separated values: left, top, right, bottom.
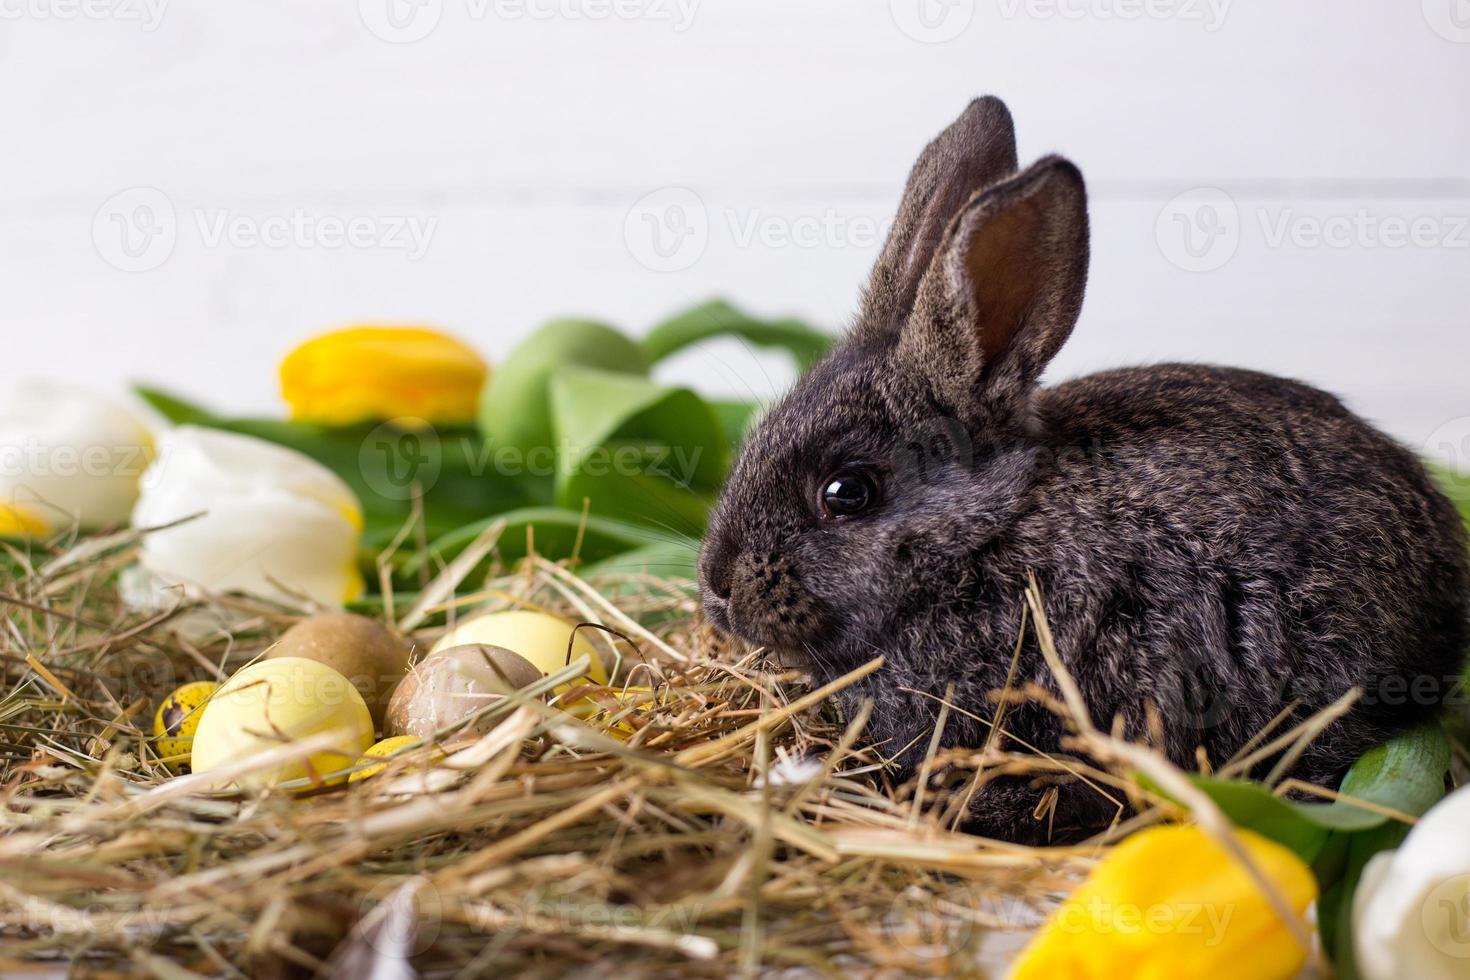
700, 549, 834, 653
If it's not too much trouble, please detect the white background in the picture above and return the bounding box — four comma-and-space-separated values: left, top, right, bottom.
2, 0, 1468, 464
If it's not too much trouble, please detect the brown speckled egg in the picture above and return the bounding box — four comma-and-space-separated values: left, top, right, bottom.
267, 612, 411, 729
384, 644, 543, 739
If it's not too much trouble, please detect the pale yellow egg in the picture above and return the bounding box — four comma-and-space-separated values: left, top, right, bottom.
190, 657, 374, 789
430, 609, 608, 684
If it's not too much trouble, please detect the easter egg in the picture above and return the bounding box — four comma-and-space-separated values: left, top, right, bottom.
566, 685, 664, 740
191, 657, 374, 789
265, 612, 411, 728
385, 644, 542, 739
430, 610, 607, 684
348, 735, 422, 783
152, 680, 220, 772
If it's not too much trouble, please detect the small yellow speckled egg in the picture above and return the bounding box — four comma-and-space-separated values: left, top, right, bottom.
348, 735, 423, 783
152, 680, 220, 772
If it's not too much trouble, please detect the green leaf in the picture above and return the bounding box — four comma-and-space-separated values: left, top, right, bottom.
1318, 821, 1411, 978
1311, 723, 1450, 831
477, 319, 650, 495
548, 366, 729, 536
1158, 724, 1449, 867
709, 399, 763, 449
580, 540, 700, 581
1180, 778, 1333, 863
1430, 462, 1470, 528
411, 506, 669, 575
641, 299, 833, 372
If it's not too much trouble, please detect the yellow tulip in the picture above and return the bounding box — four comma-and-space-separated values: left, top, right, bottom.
280, 326, 488, 425
1010, 825, 1316, 980
0, 503, 48, 537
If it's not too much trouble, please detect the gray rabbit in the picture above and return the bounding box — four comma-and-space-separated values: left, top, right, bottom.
698, 97, 1470, 842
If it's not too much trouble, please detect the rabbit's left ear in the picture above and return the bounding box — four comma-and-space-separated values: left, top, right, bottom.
902, 155, 1089, 421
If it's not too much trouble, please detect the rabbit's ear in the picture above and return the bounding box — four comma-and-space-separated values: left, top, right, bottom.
859, 97, 1018, 334
902, 155, 1088, 420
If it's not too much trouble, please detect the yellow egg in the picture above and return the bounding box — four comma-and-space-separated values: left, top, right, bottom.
265, 612, 411, 730
430, 609, 608, 684
190, 657, 374, 790
565, 685, 664, 740
151, 680, 220, 772
348, 735, 423, 783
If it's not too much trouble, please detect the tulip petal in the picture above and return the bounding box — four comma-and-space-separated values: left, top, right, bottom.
132, 426, 363, 608
0, 380, 155, 531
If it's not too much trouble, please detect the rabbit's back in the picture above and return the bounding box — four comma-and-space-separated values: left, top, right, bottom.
1015, 363, 1468, 781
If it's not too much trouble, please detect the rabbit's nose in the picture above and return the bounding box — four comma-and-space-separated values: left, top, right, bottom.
725, 551, 827, 647
698, 540, 734, 600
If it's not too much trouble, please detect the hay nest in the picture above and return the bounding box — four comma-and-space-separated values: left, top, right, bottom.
0, 529, 1204, 978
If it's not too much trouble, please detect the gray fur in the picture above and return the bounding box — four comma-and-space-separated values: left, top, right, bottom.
699, 97, 1470, 843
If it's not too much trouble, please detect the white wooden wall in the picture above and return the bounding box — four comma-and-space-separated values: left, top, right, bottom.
3, 1, 1468, 465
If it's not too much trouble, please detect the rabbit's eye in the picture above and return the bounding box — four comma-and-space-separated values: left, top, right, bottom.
820, 470, 877, 518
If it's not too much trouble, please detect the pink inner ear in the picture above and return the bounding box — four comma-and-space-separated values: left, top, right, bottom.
963, 197, 1045, 362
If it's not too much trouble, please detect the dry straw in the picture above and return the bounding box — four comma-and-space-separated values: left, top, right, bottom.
0, 529, 1329, 976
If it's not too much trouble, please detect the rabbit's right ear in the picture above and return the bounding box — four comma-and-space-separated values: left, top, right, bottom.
859, 97, 1018, 333
900, 155, 1089, 423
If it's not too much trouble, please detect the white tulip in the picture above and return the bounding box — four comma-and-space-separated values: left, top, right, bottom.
0, 380, 155, 533
132, 425, 364, 608
1353, 783, 1470, 979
